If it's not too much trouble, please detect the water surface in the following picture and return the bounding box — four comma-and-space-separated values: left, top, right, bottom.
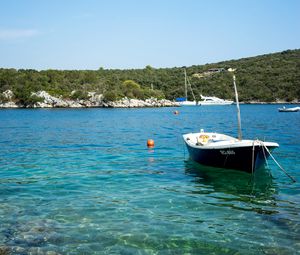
0, 105, 299, 254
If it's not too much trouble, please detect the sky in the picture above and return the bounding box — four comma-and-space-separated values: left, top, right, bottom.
0, 0, 299, 70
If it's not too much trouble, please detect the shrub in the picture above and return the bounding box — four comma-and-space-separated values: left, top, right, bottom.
70, 90, 89, 100
0, 94, 9, 103
103, 90, 118, 102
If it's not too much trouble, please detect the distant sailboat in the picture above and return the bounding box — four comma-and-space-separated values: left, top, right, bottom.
178, 69, 197, 106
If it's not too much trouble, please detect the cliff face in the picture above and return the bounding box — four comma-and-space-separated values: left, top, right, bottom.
0, 90, 179, 108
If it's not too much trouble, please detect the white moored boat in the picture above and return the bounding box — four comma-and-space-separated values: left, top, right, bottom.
183, 131, 278, 173
278, 106, 300, 112
183, 69, 279, 173
180, 100, 197, 106
198, 95, 234, 105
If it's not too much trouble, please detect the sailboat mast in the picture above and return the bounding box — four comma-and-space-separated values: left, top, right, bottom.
233, 74, 242, 140
184, 69, 188, 100
187, 76, 196, 102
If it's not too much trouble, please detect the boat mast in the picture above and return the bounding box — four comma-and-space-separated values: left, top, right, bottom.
187, 75, 196, 102
184, 68, 188, 101
232, 74, 242, 140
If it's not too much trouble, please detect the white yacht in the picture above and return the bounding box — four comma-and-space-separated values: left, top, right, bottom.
198, 95, 234, 105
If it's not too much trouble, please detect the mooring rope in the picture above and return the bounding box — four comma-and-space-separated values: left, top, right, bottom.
260, 141, 273, 179
261, 142, 269, 169
251, 140, 255, 174
260, 141, 296, 183
183, 138, 186, 159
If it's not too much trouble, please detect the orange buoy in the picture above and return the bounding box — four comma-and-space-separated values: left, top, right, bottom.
147, 139, 155, 148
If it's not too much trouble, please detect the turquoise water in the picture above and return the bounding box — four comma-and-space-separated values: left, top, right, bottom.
0, 105, 299, 255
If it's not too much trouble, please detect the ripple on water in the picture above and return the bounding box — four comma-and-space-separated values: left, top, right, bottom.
0, 106, 299, 254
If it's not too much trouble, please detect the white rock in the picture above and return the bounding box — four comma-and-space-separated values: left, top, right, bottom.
67, 101, 83, 108
2, 90, 14, 99
33, 102, 52, 108
0, 101, 18, 108
103, 97, 179, 108
88, 92, 103, 103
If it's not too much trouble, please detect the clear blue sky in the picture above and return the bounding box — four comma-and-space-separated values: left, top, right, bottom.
0, 0, 299, 70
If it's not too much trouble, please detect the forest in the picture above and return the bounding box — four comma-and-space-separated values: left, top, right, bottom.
0, 49, 299, 105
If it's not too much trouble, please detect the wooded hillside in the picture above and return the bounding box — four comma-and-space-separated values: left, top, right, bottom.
0, 49, 299, 105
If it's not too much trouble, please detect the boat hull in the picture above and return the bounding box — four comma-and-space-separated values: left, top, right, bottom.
198, 95, 234, 106
185, 142, 276, 173
179, 101, 197, 106
278, 107, 300, 112
198, 101, 233, 106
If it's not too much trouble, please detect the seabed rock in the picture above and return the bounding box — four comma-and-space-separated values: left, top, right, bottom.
2, 219, 63, 255
0, 246, 10, 255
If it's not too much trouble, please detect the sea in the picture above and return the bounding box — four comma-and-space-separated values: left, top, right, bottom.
0, 105, 299, 255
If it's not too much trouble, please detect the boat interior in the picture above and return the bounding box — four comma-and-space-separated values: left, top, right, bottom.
185, 132, 236, 146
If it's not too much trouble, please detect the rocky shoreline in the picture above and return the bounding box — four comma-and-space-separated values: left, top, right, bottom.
0, 90, 298, 109
0, 90, 179, 108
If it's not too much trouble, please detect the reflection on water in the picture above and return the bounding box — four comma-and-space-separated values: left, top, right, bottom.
184, 160, 278, 215
184, 159, 300, 252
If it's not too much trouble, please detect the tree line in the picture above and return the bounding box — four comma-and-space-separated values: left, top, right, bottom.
0, 49, 299, 105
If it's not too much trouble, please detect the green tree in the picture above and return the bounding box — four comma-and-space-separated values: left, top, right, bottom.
121, 80, 144, 99
103, 90, 118, 102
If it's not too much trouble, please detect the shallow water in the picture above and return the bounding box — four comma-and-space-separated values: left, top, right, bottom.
0, 105, 299, 254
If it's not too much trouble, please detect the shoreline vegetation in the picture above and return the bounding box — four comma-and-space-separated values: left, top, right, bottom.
0, 49, 299, 108
0, 89, 297, 109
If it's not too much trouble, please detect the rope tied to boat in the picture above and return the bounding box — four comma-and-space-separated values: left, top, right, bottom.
259, 141, 296, 183
261, 142, 270, 169
251, 140, 255, 174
